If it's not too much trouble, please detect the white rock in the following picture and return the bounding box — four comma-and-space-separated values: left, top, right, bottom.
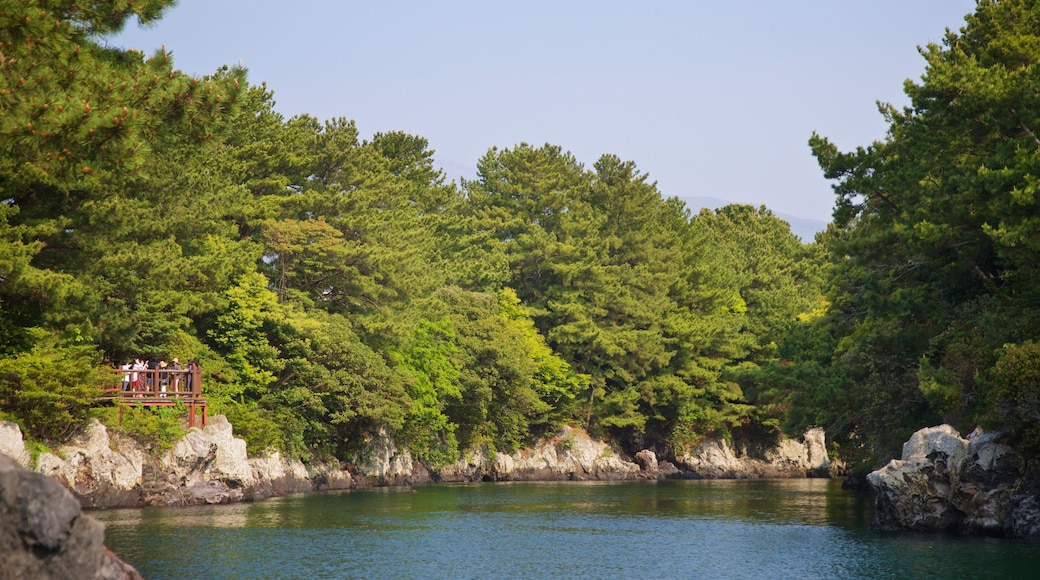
163, 415, 256, 487
900, 424, 969, 463
357, 426, 413, 483
0, 421, 31, 467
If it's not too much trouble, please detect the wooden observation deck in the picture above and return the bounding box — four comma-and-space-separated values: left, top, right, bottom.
101, 367, 208, 428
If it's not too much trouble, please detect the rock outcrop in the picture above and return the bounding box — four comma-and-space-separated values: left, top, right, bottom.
0, 421, 31, 466
0, 453, 142, 579
36, 420, 146, 509
868, 424, 1040, 538
2, 417, 354, 509
435, 426, 642, 482
673, 427, 832, 478
358, 425, 829, 483
350, 425, 641, 484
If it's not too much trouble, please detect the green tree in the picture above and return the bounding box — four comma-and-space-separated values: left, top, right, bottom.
0, 331, 111, 443
694, 205, 824, 358
809, 0, 1040, 460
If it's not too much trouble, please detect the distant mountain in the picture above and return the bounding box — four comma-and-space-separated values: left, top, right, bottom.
681, 196, 829, 242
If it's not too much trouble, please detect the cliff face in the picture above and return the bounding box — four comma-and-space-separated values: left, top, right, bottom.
867, 425, 1040, 538
0, 454, 142, 579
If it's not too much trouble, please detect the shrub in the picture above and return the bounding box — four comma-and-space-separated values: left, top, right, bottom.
987, 342, 1040, 450
217, 402, 283, 456
118, 403, 187, 454
0, 336, 111, 444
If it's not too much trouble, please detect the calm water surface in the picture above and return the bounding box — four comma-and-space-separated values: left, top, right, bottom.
94, 479, 1040, 579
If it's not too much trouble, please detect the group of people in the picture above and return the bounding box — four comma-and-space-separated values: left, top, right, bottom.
120, 357, 200, 396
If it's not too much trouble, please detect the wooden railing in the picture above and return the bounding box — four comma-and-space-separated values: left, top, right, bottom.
102, 368, 208, 428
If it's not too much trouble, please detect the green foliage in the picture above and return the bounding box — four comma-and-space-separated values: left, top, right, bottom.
0, 331, 109, 443
23, 439, 52, 470
209, 272, 283, 399
0, 0, 853, 466
693, 204, 824, 359
217, 401, 285, 457
437, 286, 555, 453
118, 403, 186, 455
806, 0, 1040, 461
987, 342, 1040, 451
393, 315, 462, 465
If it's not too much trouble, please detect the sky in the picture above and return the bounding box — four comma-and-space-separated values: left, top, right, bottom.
110, 0, 978, 223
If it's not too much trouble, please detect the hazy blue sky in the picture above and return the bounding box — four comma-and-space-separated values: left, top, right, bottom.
111, 1, 977, 222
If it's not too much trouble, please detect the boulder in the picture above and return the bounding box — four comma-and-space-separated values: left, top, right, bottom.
170, 415, 256, 489
249, 452, 313, 497
868, 424, 1040, 538
634, 449, 659, 474
0, 453, 142, 579
765, 427, 831, 476
676, 437, 748, 478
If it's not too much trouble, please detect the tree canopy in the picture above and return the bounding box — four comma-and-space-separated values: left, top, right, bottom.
808, 0, 1040, 461
12, 0, 1037, 474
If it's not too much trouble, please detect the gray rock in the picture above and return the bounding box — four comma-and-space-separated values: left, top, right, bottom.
635, 449, 658, 473
429, 426, 641, 483
674, 428, 831, 478
357, 426, 416, 486
868, 424, 1040, 538
36, 420, 145, 509
0, 453, 142, 579
5, 414, 833, 522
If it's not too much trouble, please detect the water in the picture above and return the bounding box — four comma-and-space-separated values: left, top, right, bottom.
94, 479, 1040, 579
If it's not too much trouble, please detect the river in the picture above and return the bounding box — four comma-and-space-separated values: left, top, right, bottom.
94, 478, 1040, 579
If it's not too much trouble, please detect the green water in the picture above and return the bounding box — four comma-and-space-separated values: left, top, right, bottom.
94, 479, 1040, 579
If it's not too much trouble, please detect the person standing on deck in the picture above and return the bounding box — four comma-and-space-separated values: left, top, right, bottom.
146, 359, 157, 392
171, 358, 182, 393
158, 360, 169, 397
131, 359, 145, 396
185, 360, 199, 394
121, 361, 131, 391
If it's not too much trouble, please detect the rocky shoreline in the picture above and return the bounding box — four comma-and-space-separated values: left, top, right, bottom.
0, 417, 833, 510
0, 416, 836, 578
10, 416, 1040, 577
10, 416, 1040, 539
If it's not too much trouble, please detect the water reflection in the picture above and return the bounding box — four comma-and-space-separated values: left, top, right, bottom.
94, 479, 1040, 579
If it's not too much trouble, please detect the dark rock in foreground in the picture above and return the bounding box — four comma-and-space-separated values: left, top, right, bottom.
0, 454, 142, 579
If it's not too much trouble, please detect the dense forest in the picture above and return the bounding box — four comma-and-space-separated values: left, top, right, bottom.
2, 0, 1038, 472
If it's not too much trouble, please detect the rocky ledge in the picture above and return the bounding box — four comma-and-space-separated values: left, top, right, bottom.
337, 425, 833, 485
0, 418, 833, 511
867, 425, 1040, 538
0, 454, 141, 579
